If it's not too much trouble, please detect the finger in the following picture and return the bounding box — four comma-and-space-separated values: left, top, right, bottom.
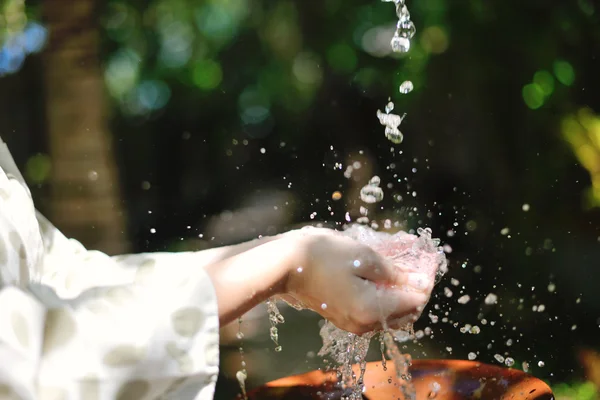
353, 251, 434, 294
351, 247, 400, 285
359, 283, 430, 321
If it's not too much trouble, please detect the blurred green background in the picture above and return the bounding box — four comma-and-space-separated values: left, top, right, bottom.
1, 0, 600, 399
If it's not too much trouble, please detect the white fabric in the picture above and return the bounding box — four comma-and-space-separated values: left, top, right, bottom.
0, 141, 219, 400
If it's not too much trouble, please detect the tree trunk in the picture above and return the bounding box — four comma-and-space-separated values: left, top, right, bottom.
42, 0, 129, 255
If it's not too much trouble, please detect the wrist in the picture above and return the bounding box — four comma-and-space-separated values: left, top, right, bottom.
203, 237, 300, 325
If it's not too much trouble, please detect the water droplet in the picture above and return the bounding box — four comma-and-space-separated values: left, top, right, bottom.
269, 326, 279, 343
428, 381, 441, 398
484, 293, 498, 305
275, 346, 282, 352
332, 191, 342, 201
386, 127, 404, 144
500, 227, 510, 235
538, 361, 545, 367
88, 171, 98, 181
260, 148, 266, 154
457, 295, 470, 304
385, 101, 395, 113
547, 283, 556, 292
150, 228, 156, 234
297, 267, 303, 273
396, 18, 416, 39
522, 203, 530, 212
236, 331, 244, 340
468, 352, 477, 360
391, 35, 411, 53
505, 357, 515, 367
522, 361, 530, 373
321, 303, 328, 310
399, 81, 414, 94
353, 260, 361, 267
377, 109, 405, 144
236, 370, 248, 400
360, 184, 384, 204
494, 354, 505, 364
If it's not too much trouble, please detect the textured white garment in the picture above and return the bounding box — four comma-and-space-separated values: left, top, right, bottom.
0, 141, 220, 400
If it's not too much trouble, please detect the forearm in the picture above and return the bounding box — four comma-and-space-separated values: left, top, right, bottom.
203, 238, 297, 326
185, 235, 281, 267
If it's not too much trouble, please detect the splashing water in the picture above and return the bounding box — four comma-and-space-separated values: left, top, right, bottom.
237, 318, 248, 400
360, 175, 385, 204
382, 0, 416, 53
377, 107, 405, 144
266, 299, 285, 352
236, 369, 248, 400
399, 81, 414, 94
378, 0, 415, 144
318, 225, 448, 400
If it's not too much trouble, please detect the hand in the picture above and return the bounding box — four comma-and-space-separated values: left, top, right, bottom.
281, 229, 434, 335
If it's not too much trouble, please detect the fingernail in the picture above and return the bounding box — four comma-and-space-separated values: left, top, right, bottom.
407, 273, 430, 291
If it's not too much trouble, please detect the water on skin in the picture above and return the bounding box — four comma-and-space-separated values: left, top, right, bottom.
318, 225, 447, 400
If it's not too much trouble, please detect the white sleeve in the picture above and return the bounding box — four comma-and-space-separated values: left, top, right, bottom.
0, 161, 220, 400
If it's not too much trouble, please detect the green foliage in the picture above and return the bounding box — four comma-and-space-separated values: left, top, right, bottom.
99, 0, 453, 118
553, 381, 598, 400
554, 60, 576, 87
25, 153, 51, 184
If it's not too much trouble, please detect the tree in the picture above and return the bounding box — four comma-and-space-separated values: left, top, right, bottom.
42, 0, 128, 254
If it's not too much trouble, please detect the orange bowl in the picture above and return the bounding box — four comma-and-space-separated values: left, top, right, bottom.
245, 360, 554, 400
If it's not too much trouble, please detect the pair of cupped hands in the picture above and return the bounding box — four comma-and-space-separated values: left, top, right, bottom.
205, 226, 436, 335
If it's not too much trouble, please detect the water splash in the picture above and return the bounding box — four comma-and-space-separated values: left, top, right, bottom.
319, 225, 447, 399
360, 175, 385, 203
382, 0, 416, 53
236, 369, 248, 400
237, 318, 248, 400
377, 106, 406, 144
266, 298, 284, 352
399, 81, 414, 94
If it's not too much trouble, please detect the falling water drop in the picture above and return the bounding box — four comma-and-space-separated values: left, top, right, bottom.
236, 370, 248, 400
385, 101, 395, 113
484, 293, 498, 305
360, 176, 385, 203
399, 81, 414, 94
266, 299, 284, 351
377, 108, 405, 144
391, 35, 411, 53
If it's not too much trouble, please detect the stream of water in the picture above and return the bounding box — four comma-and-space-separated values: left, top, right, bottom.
236, 1, 430, 398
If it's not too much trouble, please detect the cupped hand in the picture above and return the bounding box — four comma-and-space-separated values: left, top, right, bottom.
280, 229, 434, 335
